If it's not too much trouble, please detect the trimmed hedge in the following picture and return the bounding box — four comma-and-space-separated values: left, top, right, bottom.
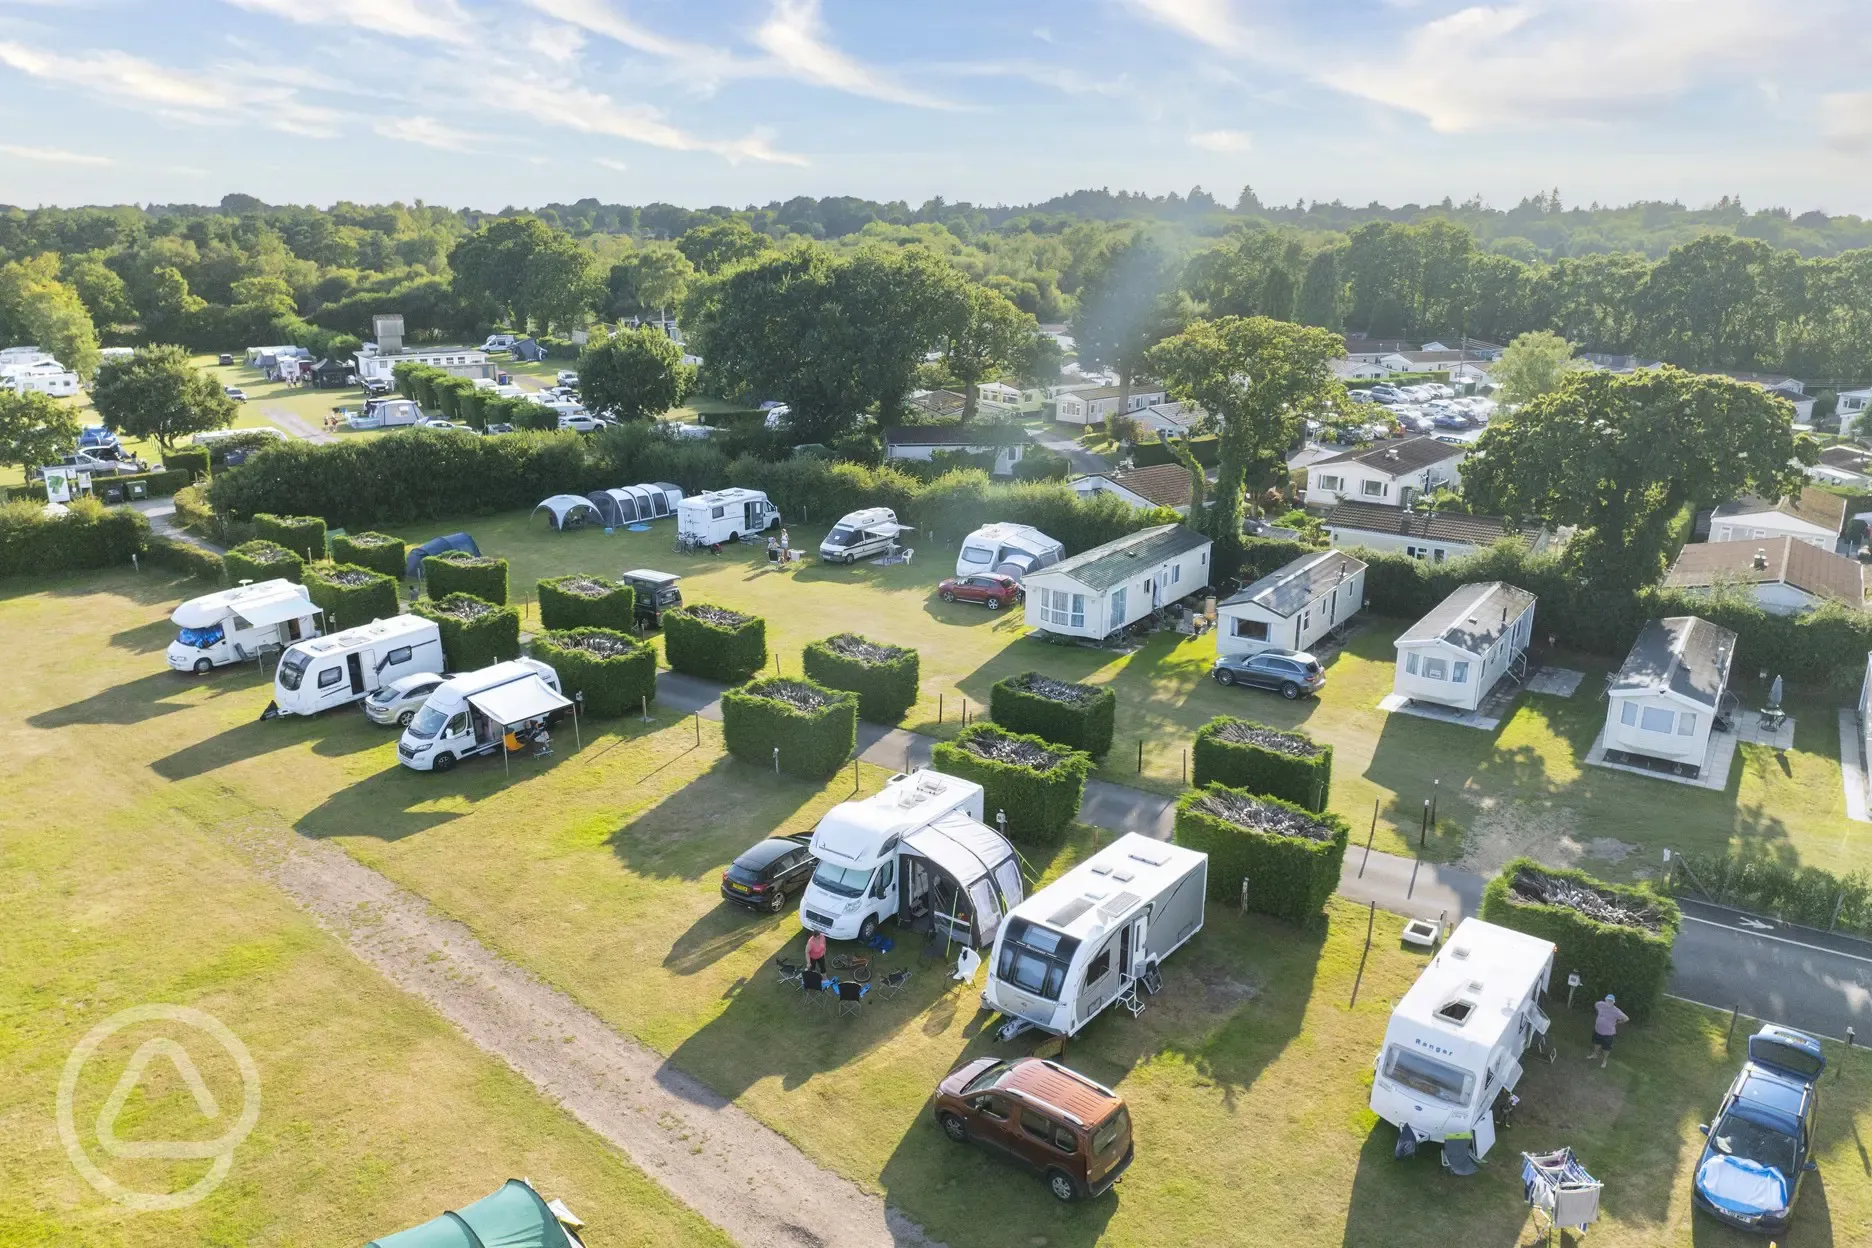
329, 531, 407, 579
538, 574, 635, 632
533, 628, 657, 718
12, 468, 195, 505
1192, 716, 1334, 813
0, 499, 145, 578
163, 447, 209, 478
802, 633, 919, 724
663, 604, 767, 682
423, 550, 509, 604
254, 513, 328, 562
929, 723, 1090, 844
304, 561, 399, 630
1664, 848, 1872, 939
1173, 784, 1348, 922
1480, 858, 1680, 1022
721, 677, 857, 780
142, 533, 224, 582
412, 593, 521, 671
989, 671, 1116, 758
224, 539, 304, 585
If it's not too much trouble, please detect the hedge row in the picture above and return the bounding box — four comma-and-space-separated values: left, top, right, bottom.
9, 468, 196, 505
1664, 849, 1872, 939
929, 723, 1090, 845
1172, 784, 1348, 923
143, 533, 224, 583
303, 562, 400, 630
721, 677, 857, 780
532, 628, 657, 718
329, 531, 407, 579
989, 672, 1116, 758
254, 513, 327, 562
1192, 716, 1333, 813
801, 633, 919, 724
664, 605, 766, 682
413, 593, 521, 670
224, 539, 303, 585
0, 500, 144, 578
393, 362, 559, 433
423, 550, 509, 604
538, 574, 635, 632
1479, 858, 1680, 1022
163, 447, 209, 478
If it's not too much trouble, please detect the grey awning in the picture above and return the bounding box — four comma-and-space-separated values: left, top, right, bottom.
467, 677, 571, 728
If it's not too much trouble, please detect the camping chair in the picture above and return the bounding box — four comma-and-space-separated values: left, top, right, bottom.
952, 947, 982, 984
800, 969, 829, 1012
774, 956, 803, 988
879, 969, 912, 1001
836, 980, 869, 1018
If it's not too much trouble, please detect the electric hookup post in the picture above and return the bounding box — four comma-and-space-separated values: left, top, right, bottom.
1566, 970, 1581, 1010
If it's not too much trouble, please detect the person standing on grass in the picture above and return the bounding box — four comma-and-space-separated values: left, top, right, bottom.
1589, 994, 1628, 1068
805, 930, 827, 975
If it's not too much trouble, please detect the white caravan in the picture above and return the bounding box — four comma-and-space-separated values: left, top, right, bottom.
678, 488, 781, 545
818, 507, 907, 564
397, 658, 569, 772
167, 580, 323, 674
267, 615, 444, 718
1369, 917, 1555, 1166
955, 522, 1064, 580
983, 834, 1207, 1037
800, 770, 1025, 946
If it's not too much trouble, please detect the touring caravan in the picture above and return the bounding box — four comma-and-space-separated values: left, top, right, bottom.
266, 615, 444, 718
983, 834, 1207, 1038
678, 488, 780, 545
800, 770, 1025, 946
167, 580, 323, 674
819, 508, 908, 564
1369, 918, 1555, 1168
397, 659, 569, 772
955, 523, 1064, 580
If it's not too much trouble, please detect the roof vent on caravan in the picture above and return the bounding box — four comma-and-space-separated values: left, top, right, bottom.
898, 773, 949, 808
1110, 867, 1136, 883
1436, 998, 1476, 1025
1048, 897, 1097, 927
1097, 891, 1141, 922
1449, 942, 1472, 960
1089, 863, 1113, 876
1129, 845, 1172, 867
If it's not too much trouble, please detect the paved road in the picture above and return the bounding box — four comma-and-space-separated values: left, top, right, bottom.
1025, 426, 1112, 476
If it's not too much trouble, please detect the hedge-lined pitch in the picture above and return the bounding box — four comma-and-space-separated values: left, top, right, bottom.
423, 550, 510, 604
801, 633, 919, 724
721, 677, 856, 779
533, 628, 657, 717
224, 539, 304, 585
1173, 784, 1348, 922
989, 671, 1115, 757
929, 723, 1090, 843
253, 513, 327, 562
412, 593, 521, 670
330, 531, 407, 579
303, 561, 399, 630
664, 604, 767, 682
538, 575, 636, 633
1192, 716, 1333, 812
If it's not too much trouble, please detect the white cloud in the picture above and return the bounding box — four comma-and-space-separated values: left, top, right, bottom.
519, 0, 737, 68
1128, 0, 1253, 52
1823, 91, 1872, 151
525, 22, 586, 63
755, 0, 958, 110
593, 156, 629, 171
223, 0, 474, 45
374, 115, 487, 152
480, 70, 806, 164
0, 143, 112, 165
1189, 128, 1252, 152
940, 61, 1125, 97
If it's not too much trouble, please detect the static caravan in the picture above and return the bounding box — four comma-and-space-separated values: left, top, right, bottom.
1217, 551, 1367, 657
5, 367, 80, 397
819, 508, 907, 564
1023, 524, 1213, 642
1602, 616, 1736, 776
397, 659, 568, 772
954, 523, 1063, 580
268, 615, 444, 718
167, 580, 323, 674
983, 834, 1207, 1037
1392, 582, 1535, 712
677, 488, 780, 545
1370, 918, 1555, 1167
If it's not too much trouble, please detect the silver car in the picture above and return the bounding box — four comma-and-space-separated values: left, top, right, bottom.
364, 671, 449, 726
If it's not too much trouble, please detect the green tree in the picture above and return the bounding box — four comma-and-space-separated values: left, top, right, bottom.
523, 233, 598, 335
0, 387, 80, 475
137, 266, 205, 343
675, 219, 775, 274
1463, 368, 1815, 592
605, 247, 693, 324
936, 283, 1035, 422
837, 247, 958, 423
576, 324, 689, 422
60, 253, 136, 326
1295, 247, 1344, 330
0, 256, 101, 378
449, 216, 565, 330
1492, 330, 1587, 407
91, 345, 237, 450
1071, 233, 1183, 437
1148, 317, 1347, 577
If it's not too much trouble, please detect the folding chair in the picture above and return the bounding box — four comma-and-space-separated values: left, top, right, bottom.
836, 980, 868, 1018
879, 969, 912, 1001
800, 969, 829, 1012
774, 956, 803, 988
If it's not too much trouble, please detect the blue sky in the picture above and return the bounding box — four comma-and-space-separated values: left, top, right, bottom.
1, 0, 1868, 214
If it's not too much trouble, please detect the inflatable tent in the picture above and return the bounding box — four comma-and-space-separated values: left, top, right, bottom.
534, 494, 602, 530
406, 532, 480, 580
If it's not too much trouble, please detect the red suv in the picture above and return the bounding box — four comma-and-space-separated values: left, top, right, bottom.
938, 573, 1022, 611
932, 1057, 1133, 1201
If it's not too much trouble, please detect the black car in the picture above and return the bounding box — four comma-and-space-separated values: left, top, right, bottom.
720, 832, 816, 913
1211, 649, 1327, 699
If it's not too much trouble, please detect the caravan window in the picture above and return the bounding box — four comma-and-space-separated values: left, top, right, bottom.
385, 646, 413, 666
1085, 947, 1112, 986
961, 545, 994, 566
997, 919, 1080, 1002
316, 667, 343, 689
1380, 1046, 1474, 1107
277, 650, 312, 691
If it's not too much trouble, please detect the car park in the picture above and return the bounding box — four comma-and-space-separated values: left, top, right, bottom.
1211, 649, 1326, 699
1693, 1026, 1825, 1235
363, 670, 451, 727
939, 573, 1023, 610
719, 832, 816, 913
932, 1057, 1133, 1202
224, 386, 248, 402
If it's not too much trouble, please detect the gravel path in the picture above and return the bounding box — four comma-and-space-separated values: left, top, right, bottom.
235, 824, 941, 1248
261, 405, 334, 443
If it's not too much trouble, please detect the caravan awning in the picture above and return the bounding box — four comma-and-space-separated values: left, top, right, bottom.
234, 595, 322, 628
467, 677, 572, 728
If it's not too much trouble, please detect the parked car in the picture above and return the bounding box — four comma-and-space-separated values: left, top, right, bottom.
938, 573, 1023, 611
556, 370, 579, 387
1368, 385, 1403, 404
1211, 649, 1326, 699
217, 353, 235, 366
364, 670, 451, 727
224, 386, 248, 402
484, 422, 516, 435
932, 1056, 1133, 1202
1693, 1026, 1826, 1234
558, 415, 612, 434
78, 425, 120, 450
363, 378, 394, 396
719, 832, 816, 913
35, 447, 148, 478
416, 418, 472, 432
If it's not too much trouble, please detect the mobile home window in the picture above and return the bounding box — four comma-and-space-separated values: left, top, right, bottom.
1316, 474, 1343, 492
1640, 706, 1675, 733
1361, 479, 1385, 497
1233, 618, 1270, 641
385, 646, 413, 665
1422, 657, 1448, 680
1620, 700, 1637, 726
1678, 713, 1697, 736
1406, 652, 1420, 675
1452, 661, 1469, 684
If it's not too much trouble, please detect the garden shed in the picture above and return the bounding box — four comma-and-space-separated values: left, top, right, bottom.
1023, 523, 1212, 641
1602, 616, 1736, 776
1217, 550, 1366, 657
1392, 581, 1535, 712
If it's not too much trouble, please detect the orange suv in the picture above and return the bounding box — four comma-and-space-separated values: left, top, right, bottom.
932, 1056, 1133, 1201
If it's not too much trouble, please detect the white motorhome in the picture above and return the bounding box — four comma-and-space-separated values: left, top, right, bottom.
397, 659, 569, 773
983, 834, 1207, 1037
267, 615, 444, 718
1369, 918, 1555, 1166
678, 488, 780, 545
167, 580, 323, 674
800, 770, 1025, 947
954, 523, 1064, 580
819, 507, 907, 564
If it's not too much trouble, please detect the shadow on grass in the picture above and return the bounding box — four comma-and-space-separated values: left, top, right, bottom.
109, 617, 179, 654
294, 733, 576, 842
150, 705, 384, 780
663, 899, 792, 977
607, 753, 818, 883
30, 668, 269, 729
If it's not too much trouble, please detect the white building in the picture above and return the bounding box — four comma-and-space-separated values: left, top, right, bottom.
1051, 384, 1168, 427
1303, 437, 1467, 509
1808, 446, 1872, 489
1325, 502, 1553, 562
1840, 388, 1872, 437
1393, 582, 1536, 713
1217, 551, 1366, 657
882, 426, 1025, 475
977, 381, 1023, 412
1603, 616, 1736, 776
1663, 536, 1866, 615
1, 360, 80, 396
353, 344, 495, 384
1709, 488, 1845, 551
1024, 524, 1211, 641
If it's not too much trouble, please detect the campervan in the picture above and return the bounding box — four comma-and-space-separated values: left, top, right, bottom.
983, 834, 1207, 1037
677, 488, 780, 545
955, 523, 1064, 581
168, 580, 324, 674
800, 769, 1025, 947
1369, 917, 1555, 1164
819, 508, 907, 564
267, 615, 444, 718
396, 659, 568, 772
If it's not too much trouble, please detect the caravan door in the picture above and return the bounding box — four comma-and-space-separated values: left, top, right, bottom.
744, 498, 766, 532
1472, 1105, 1497, 1159
346, 651, 368, 696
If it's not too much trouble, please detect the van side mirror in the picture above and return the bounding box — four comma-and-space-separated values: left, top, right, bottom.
1697, 1123, 1709, 1136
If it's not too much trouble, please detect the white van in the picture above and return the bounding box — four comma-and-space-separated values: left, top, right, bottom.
819, 508, 906, 564
677, 488, 781, 546
955, 523, 1064, 580
397, 659, 568, 772
168, 580, 323, 674
267, 615, 444, 718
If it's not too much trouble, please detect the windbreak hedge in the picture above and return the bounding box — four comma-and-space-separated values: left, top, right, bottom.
989, 671, 1115, 757
330, 531, 406, 579
412, 593, 520, 670
224, 539, 303, 585
664, 604, 766, 682
162, 447, 209, 478
533, 628, 656, 718
423, 550, 509, 605
303, 562, 399, 630
143, 533, 224, 583
1173, 784, 1348, 922
929, 724, 1090, 844
1480, 858, 1680, 1022
801, 633, 919, 724
1193, 716, 1333, 812
538, 575, 635, 632
0, 500, 144, 578
721, 677, 857, 780
1664, 848, 1872, 940
253, 513, 327, 562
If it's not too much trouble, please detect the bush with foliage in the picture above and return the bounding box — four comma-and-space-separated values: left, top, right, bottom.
1173, 784, 1347, 921
801, 633, 919, 723
303, 561, 399, 629
205, 430, 293, 469
329, 531, 406, 579
0, 498, 144, 577
253, 513, 327, 562
1480, 858, 1680, 1022
1192, 716, 1333, 812
989, 671, 1116, 757
11, 468, 196, 505
142, 532, 224, 582
929, 724, 1090, 844
423, 550, 509, 604
532, 628, 657, 717
721, 677, 857, 780
224, 539, 303, 584
412, 593, 520, 670
663, 604, 766, 682
538, 574, 635, 632
1664, 848, 1872, 938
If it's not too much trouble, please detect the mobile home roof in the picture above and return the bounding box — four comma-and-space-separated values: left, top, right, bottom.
1395, 582, 1535, 653
1031, 524, 1210, 593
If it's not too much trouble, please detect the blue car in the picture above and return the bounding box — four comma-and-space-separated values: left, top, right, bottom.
1693, 1025, 1825, 1234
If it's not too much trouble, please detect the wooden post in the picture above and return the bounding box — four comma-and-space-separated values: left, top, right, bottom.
938, 693, 943, 723
695, 711, 700, 746
1726, 1004, 1740, 1052
853, 758, 860, 794
1181, 748, 1187, 784
1358, 799, 1378, 878
1349, 901, 1376, 1008
1137, 739, 1143, 774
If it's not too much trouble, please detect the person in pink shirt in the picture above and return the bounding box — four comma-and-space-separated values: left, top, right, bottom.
805, 930, 828, 974
1588, 994, 1629, 1068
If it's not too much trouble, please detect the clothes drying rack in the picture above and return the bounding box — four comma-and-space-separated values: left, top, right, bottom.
1521, 1147, 1602, 1245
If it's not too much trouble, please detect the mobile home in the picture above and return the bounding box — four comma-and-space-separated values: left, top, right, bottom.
267, 615, 444, 718
1217, 551, 1366, 657
677, 488, 780, 545
1023, 524, 1212, 642
397, 659, 568, 772
167, 580, 323, 674
1392, 582, 1535, 712
983, 834, 1207, 1037
954, 523, 1064, 580
1601, 616, 1736, 776
1369, 918, 1555, 1166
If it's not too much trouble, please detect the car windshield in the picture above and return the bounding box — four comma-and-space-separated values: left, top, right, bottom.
1711, 1108, 1800, 1176
1381, 1045, 1474, 1107
960, 545, 993, 565
276, 649, 311, 690
961, 1061, 1012, 1094
177, 624, 223, 649
1093, 1107, 1130, 1157
407, 703, 448, 740
824, 526, 861, 548
811, 862, 874, 898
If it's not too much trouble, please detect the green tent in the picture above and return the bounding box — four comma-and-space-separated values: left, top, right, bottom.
367, 1179, 580, 1248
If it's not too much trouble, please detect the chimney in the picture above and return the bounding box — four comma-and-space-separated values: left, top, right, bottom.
1752, 547, 1768, 571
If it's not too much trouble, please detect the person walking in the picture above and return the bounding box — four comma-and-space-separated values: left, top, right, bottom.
1588, 994, 1628, 1068
805, 930, 828, 975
